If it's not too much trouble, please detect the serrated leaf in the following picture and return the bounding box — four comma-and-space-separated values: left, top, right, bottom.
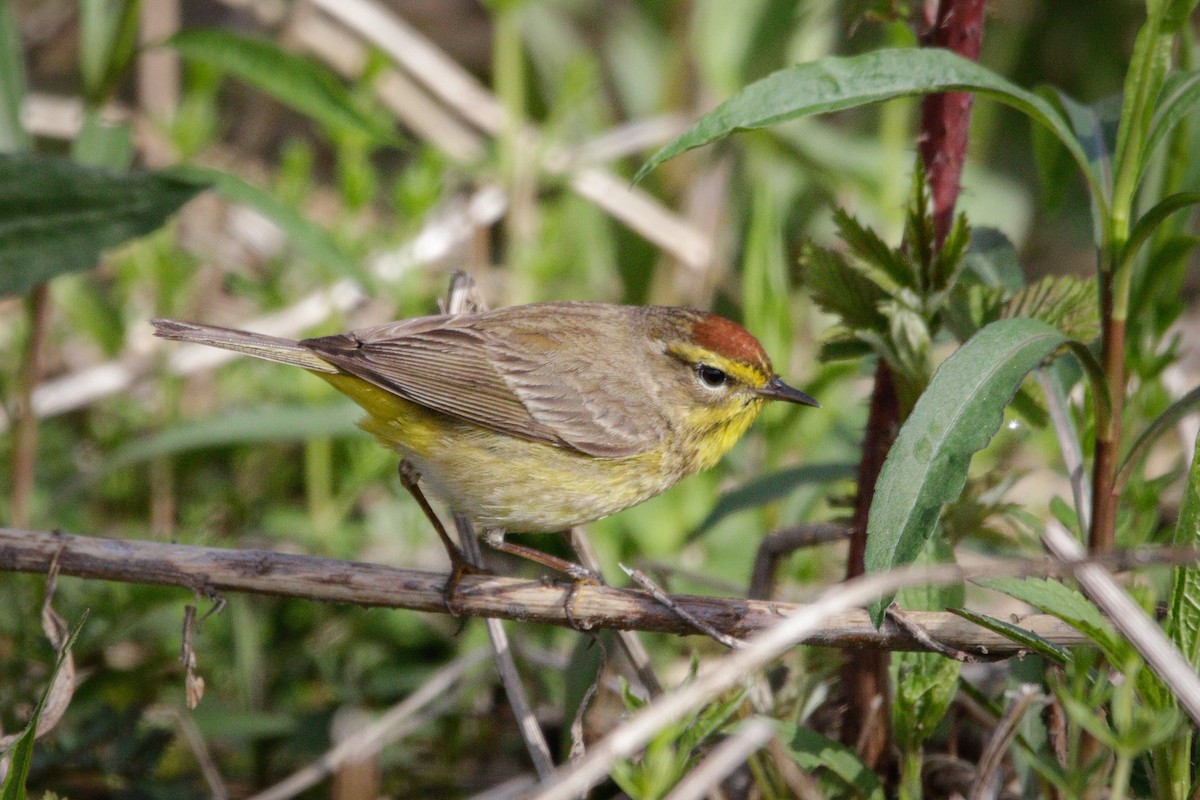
774, 722, 886, 800
833, 208, 913, 292
801, 243, 888, 331
891, 649, 961, 752
942, 283, 1007, 341
977, 577, 1128, 663
1168, 430, 1200, 666
1003, 275, 1100, 344
169, 29, 397, 144
0, 154, 205, 296
948, 607, 1071, 665
865, 319, 1071, 625
635, 49, 1096, 202
819, 337, 875, 362
891, 539, 962, 751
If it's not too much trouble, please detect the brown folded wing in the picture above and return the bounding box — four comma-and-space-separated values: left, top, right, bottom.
300, 304, 671, 457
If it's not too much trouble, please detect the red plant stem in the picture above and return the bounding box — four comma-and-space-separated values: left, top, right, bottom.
918, 0, 986, 246
840, 362, 900, 765
839, 0, 987, 767
1090, 272, 1123, 552
11, 283, 51, 528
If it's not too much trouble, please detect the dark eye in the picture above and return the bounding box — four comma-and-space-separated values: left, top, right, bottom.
696, 364, 728, 389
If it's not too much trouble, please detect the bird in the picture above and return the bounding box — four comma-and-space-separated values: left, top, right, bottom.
152, 302, 817, 582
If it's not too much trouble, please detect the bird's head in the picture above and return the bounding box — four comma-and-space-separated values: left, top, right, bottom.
650, 309, 818, 469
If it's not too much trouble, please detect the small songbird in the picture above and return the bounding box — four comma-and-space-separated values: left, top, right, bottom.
152, 302, 817, 576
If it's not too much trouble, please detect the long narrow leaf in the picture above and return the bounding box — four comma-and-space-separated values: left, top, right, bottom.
635, 48, 1098, 205
0, 155, 205, 296
0, 0, 29, 153
1168, 431, 1200, 665
865, 319, 1070, 625
1145, 69, 1200, 164
1122, 191, 1200, 268
168, 164, 360, 276
169, 29, 397, 144
0, 615, 87, 800
1118, 383, 1200, 489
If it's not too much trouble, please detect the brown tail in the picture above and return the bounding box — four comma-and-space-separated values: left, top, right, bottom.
151, 319, 338, 374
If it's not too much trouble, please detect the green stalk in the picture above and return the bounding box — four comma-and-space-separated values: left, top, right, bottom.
305, 437, 335, 534
1090, 6, 1182, 551
897, 748, 923, 800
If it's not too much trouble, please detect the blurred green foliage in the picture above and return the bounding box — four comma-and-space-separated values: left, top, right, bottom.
1, 1, 1199, 798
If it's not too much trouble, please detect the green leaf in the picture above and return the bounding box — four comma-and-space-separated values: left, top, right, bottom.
0, 0, 29, 153
1, 614, 87, 800
801, 244, 889, 332
0, 154, 205, 297
742, 185, 791, 365
634, 48, 1097, 203
70, 110, 134, 170
1003, 276, 1100, 344
169, 29, 397, 145
167, 164, 360, 276
1118, 383, 1200, 488
690, 462, 856, 537
774, 722, 886, 800
978, 576, 1128, 663
103, 402, 364, 475
1168, 430, 1200, 666
79, 0, 140, 103
833, 208, 913, 293
1122, 191, 1200, 269
948, 607, 1071, 666
1145, 68, 1200, 164
891, 539, 962, 752
865, 319, 1070, 625
891, 649, 961, 752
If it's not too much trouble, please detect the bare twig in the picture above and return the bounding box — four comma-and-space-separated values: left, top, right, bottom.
10, 528, 1194, 651
520, 557, 1053, 800
1037, 369, 1092, 533
750, 523, 850, 599
661, 718, 775, 800
1042, 523, 1200, 726
623, 564, 745, 650
886, 604, 992, 662
570, 528, 663, 697
458, 515, 557, 779
968, 684, 1042, 800
300, 0, 712, 270
145, 704, 230, 800
11, 283, 51, 527
439, 274, 557, 779
247, 648, 487, 800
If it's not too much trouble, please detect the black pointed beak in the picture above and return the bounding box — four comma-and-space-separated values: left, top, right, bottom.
758, 376, 820, 407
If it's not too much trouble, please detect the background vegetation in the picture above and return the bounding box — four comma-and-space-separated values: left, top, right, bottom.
2, 0, 1199, 798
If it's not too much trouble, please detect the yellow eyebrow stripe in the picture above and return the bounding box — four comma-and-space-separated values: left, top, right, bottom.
666, 342, 770, 388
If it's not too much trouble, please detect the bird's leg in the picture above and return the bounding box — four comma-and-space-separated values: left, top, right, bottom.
479, 528, 600, 582
397, 460, 478, 614
480, 528, 602, 630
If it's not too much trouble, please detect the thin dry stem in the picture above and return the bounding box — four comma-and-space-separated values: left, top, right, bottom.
247, 649, 487, 800
7, 527, 1187, 650
11, 284, 50, 528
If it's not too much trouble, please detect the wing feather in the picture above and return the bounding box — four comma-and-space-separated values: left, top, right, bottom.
300, 304, 676, 457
